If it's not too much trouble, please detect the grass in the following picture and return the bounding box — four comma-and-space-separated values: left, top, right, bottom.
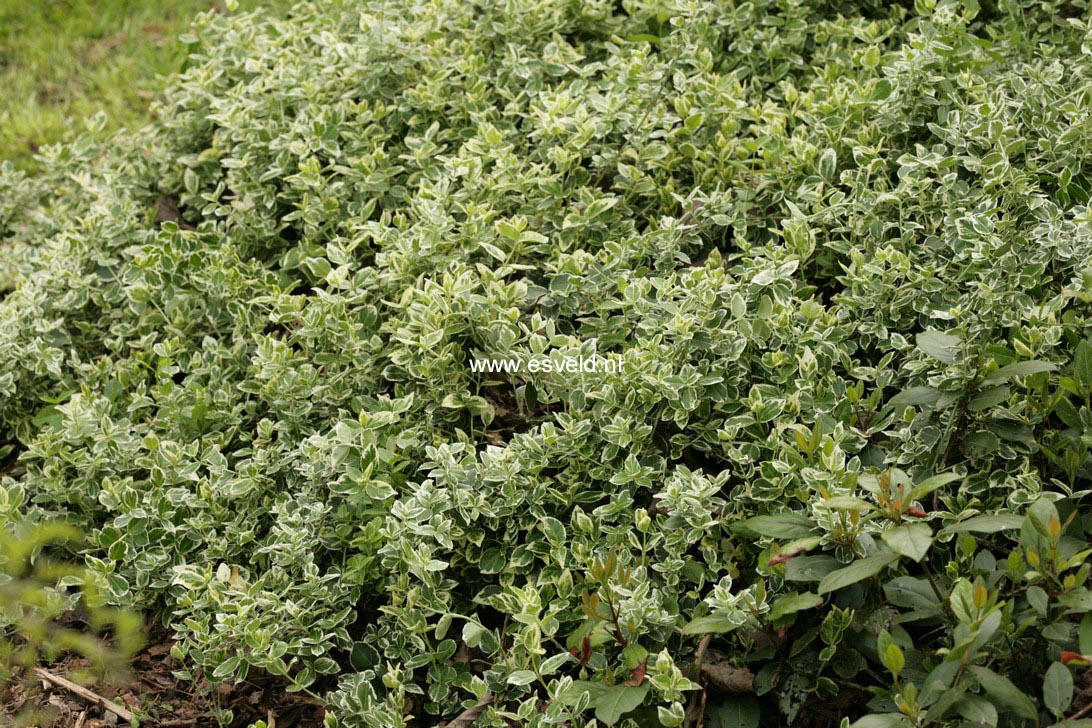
0, 0, 283, 170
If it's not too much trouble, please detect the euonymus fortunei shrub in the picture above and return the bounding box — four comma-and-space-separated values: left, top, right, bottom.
2, 0, 1092, 725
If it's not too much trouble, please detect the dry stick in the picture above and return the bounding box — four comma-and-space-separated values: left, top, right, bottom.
443, 691, 494, 728
1068, 698, 1092, 722
691, 634, 713, 676
683, 634, 713, 728
32, 667, 135, 723
700, 661, 755, 693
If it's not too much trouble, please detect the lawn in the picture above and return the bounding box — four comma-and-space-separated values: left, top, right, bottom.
0, 0, 281, 169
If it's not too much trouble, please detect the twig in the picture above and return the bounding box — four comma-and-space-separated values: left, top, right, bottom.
1068, 697, 1092, 722
684, 634, 713, 727
32, 667, 135, 723
700, 661, 755, 693
691, 634, 713, 678
442, 692, 494, 728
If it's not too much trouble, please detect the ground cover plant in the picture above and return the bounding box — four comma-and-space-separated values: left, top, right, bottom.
2, 0, 1092, 725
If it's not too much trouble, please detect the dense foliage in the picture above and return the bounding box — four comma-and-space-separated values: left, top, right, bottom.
2, 0, 1092, 724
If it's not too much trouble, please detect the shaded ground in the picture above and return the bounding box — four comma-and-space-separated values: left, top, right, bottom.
2, 626, 325, 727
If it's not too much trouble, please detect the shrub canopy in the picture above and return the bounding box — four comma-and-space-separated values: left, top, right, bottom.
2, 0, 1092, 725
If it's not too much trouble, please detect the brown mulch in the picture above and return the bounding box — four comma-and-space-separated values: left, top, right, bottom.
1, 627, 326, 728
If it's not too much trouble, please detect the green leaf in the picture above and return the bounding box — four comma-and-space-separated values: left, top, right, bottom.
991, 360, 1056, 381
954, 695, 998, 727
706, 695, 760, 728
349, 641, 379, 670
940, 515, 1023, 535
767, 592, 823, 621
884, 576, 941, 612
732, 514, 817, 539
594, 683, 650, 725
878, 630, 904, 678
921, 661, 964, 719
618, 644, 646, 671
871, 78, 893, 101
1055, 396, 1083, 429
1074, 339, 1092, 387
1043, 662, 1073, 715
31, 404, 63, 429
916, 330, 962, 364
1081, 613, 1092, 656
881, 523, 934, 562
496, 220, 522, 240
988, 419, 1035, 444
785, 555, 841, 582
1058, 589, 1092, 613
909, 472, 961, 500
1027, 586, 1049, 617
882, 642, 904, 678
558, 680, 606, 708
889, 386, 941, 407
849, 715, 911, 728
818, 552, 900, 595
681, 615, 745, 635
967, 666, 1038, 720
968, 385, 1010, 412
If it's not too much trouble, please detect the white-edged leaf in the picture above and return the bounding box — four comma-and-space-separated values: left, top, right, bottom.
540, 652, 571, 675
818, 148, 837, 182
916, 330, 962, 364
507, 669, 538, 686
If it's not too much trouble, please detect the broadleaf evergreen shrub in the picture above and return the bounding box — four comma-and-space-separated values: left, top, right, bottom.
2, 0, 1092, 724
